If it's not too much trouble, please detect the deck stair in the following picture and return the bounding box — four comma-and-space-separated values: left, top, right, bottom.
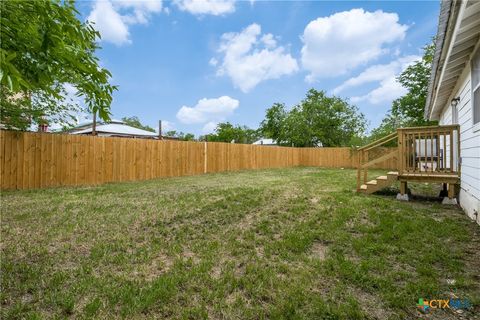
359, 171, 398, 194
356, 125, 461, 201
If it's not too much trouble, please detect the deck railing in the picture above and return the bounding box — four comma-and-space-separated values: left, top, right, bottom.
397, 125, 460, 177
356, 125, 460, 191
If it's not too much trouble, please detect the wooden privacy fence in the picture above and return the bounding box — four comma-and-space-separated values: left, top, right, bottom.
0, 131, 397, 190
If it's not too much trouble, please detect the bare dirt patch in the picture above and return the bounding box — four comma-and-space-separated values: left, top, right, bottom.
310, 241, 328, 261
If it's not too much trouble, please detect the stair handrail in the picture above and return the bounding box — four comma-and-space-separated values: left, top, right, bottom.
357, 131, 397, 151
356, 131, 399, 191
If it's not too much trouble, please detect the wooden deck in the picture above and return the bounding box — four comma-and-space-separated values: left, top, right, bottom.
357, 125, 460, 198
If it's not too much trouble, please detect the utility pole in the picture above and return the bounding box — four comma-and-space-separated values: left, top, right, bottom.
158, 120, 163, 140
92, 111, 97, 136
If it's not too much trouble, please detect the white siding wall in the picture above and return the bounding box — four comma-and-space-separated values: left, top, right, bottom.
439, 64, 480, 223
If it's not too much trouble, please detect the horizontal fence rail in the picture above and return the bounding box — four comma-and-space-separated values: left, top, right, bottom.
0, 131, 397, 190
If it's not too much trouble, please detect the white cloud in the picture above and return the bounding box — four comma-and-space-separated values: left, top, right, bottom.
202, 121, 218, 133
176, 96, 239, 125
213, 23, 298, 92
87, 0, 163, 46
345, 55, 420, 104
301, 9, 408, 81
351, 77, 406, 105
88, 1, 130, 45
174, 0, 235, 16
333, 55, 419, 94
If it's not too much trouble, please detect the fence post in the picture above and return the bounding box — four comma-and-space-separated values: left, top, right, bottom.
204, 141, 208, 174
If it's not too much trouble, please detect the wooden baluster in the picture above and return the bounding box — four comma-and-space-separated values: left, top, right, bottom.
457, 126, 461, 175
424, 132, 428, 174
442, 132, 447, 172
398, 130, 403, 175
430, 131, 434, 173
357, 149, 361, 191
406, 133, 410, 172
408, 134, 415, 172
436, 130, 440, 173
412, 133, 416, 173
449, 130, 453, 174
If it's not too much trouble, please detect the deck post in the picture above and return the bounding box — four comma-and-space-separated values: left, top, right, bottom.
448, 183, 455, 199
396, 181, 409, 201
400, 181, 407, 195
356, 149, 361, 191
442, 183, 458, 205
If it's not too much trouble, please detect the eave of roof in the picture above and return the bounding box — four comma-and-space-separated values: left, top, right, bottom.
425, 0, 480, 120
425, 0, 454, 119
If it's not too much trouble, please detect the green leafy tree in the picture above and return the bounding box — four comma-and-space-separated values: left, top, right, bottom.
182, 133, 195, 141
164, 130, 195, 141
260, 103, 287, 141
260, 89, 366, 147
391, 41, 436, 126
367, 113, 406, 146
204, 122, 260, 144
122, 116, 155, 132
0, 0, 117, 130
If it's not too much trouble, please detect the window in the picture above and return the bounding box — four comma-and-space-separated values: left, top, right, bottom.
472, 47, 480, 125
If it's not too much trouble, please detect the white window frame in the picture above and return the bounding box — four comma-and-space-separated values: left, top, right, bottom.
472, 46, 480, 132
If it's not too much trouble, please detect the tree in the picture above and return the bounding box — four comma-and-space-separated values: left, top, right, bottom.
0, 0, 117, 130
391, 41, 436, 126
260, 89, 366, 147
203, 122, 260, 144
367, 113, 406, 146
260, 103, 287, 141
122, 116, 155, 132
164, 130, 195, 141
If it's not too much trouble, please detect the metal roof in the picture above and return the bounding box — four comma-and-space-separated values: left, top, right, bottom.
71, 123, 159, 137
252, 138, 277, 145
72, 119, 125, 129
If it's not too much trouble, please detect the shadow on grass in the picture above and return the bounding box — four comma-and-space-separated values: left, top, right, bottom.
373, 186, 447, 204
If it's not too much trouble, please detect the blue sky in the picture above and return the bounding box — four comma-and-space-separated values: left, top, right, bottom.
76, 0, 440, 136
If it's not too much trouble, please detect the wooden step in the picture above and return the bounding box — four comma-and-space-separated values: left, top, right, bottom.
358, 171, 399, 194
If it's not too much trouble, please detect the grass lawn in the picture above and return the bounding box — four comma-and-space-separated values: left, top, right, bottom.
2, 167, 479, 319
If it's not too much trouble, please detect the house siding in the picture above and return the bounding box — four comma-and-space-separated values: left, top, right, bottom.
439, 63, 480, 223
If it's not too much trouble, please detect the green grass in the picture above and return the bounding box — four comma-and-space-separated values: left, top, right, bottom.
2, 167, 479, 319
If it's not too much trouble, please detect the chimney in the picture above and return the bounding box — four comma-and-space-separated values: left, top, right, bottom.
38, 117, 48, 132
38, 123, 48, 132
158, 120, 162, 140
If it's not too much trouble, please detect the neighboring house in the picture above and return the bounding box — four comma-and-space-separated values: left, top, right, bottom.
252, 138, 323, 147
67, 119, 160, 139
252, 138, 277, 146
425, 0, 480, 222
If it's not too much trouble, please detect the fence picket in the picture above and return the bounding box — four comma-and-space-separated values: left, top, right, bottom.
0, 131, 397, 190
